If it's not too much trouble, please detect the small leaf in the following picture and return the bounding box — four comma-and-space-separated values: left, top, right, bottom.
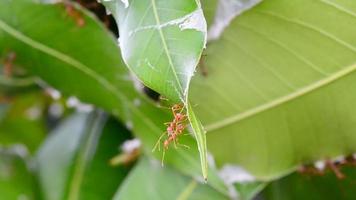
186, 103, 208, 180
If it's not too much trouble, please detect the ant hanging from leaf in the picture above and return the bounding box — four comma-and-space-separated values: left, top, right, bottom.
64, 1, 85, 27
152, 103, 190, 165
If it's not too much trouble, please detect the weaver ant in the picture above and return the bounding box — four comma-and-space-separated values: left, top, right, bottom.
199, 54, 208, 77
64, 1, 85, 27
3, 52, 16, 77
297, 156, 356, 179
153, 103, 190, 165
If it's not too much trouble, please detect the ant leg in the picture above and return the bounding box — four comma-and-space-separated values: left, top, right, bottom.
175, 137, 190, 149
199, 54, 208, 77
156, 104, 171, 110
174, 105, 185, 115
173, 139, 178, 149
152, 132, 166, 152
178, 143, 190, 149
159, 96, 169, 101
326, 160, 345, 179
3, 52, 16, 77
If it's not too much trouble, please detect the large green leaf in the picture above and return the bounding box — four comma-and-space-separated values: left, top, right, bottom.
114, 157, 228, 200
36, 112, 131, 200
262, 165, 356, 200
191, 0, 356, 179
0, 0, 227, 191
103, 0, 209, 180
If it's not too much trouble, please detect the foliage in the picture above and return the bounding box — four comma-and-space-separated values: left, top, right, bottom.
1, 0, 356, 199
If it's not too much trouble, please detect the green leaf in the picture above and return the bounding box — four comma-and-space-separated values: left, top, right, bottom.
0, 58, 38, 94
234, 182, 267, 200
104, 0, 206, 102
103, 0, 209, 180
261, 165, 356, 200
0, 0, 220, 185
0, 146, 36, 200
201, 0, 218, 26
190, 0, 356, 179
186, 103, 208, 180
0, 92, 46, 152
36, 112, 131, 200
79, 117, 132, 200
114, 157, 229, 200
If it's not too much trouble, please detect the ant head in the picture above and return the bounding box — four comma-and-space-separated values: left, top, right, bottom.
166, 126, 174, 133
175, 113, 185, 121
172, 104, 182, 111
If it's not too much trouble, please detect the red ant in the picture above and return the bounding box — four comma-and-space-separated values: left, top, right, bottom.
298, 158, 351, 179
3, 52, 16, 77
153, 103, 189, 165
64, 1, 85, 27
199, 54, 208, 77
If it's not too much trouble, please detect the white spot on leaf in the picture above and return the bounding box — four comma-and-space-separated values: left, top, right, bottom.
179, 9, 207, 33
26, 106, 41, 120
314, 160, 326, 171
125, 121, 134, 130
121, 138, 141, 153
129, 8, 207, 37
45, 87, 61, 100
119, 0, 129, 8
133, 98, 141, 106
219, 164, 256, 183
208, 0, 262, 41
49, 102, 64, 118
66, 96, 94, 113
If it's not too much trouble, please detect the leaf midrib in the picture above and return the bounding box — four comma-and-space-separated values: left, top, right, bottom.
67, 111, 107, 200
150, 0, 185, 99
176, 179, 197, 200
0, 18, 154, 129
0, 17, 167, 145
